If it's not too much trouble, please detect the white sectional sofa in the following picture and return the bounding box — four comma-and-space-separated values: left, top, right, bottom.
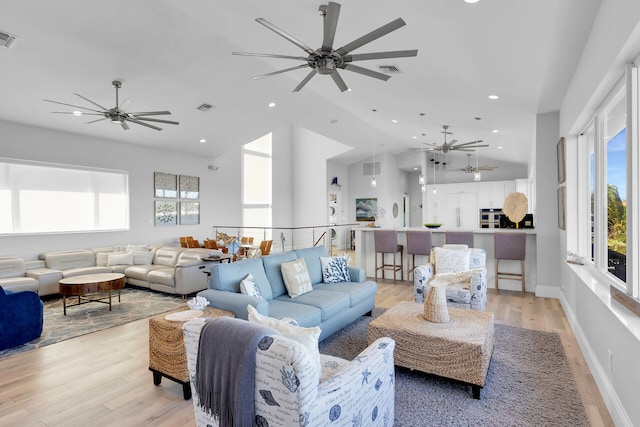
0, 245, 222, 297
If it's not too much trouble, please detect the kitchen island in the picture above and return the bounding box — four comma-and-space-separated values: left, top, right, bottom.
355, 227, 537, 294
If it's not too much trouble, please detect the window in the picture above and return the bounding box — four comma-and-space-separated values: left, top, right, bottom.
242, 134, 272, 239
0, 159, 129, 234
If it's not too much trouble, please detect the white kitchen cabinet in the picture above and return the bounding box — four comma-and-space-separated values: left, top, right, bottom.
445, 192, 478, 228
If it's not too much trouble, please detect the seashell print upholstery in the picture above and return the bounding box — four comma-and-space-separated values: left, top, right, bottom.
184, 318, 396, 427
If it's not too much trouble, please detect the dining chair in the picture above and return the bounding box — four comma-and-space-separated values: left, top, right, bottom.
259, 240, 272, 256
179, 237, 188, 248
203, 239, 218, 250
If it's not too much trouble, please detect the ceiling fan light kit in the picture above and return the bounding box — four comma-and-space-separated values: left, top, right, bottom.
233, 2, 418, 92
44, 80, 179, 131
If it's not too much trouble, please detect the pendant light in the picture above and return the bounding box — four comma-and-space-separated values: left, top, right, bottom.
474, 117, 482, 181
371, 109, 377, 188
432, 152, 437, 194
418, 112, 426, 186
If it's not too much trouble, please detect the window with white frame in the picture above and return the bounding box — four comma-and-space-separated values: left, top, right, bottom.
0, 159, 129, 234
242, 133, 272, 240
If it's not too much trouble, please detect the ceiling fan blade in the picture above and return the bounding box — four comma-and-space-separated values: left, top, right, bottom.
336, 18, 406, 56
455, 149, 477, 152
119, 98, 134, 112
455, 144, 489, 149
341, 63, 390, 81
43, 99, 104, 113
253, 64, 309, 80
293, 70, 318, 92
128, 119, 162, 131
85, 118, 107, 124
321, 2, 341, 53
452, 141, 482, 148
51, 111, 103, 116
343, 49, 418, 62
121, 121, 130, 130
233, 51, 308, 61
74, 93, 108, 111
255, 18, 316, 55
127, 111, 172, 116
479, 166, 497, 170
330, 70, 349, 92
131, 116, 179, 125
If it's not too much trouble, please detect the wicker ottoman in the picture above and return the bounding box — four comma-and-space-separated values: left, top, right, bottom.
149, 306, 234, 399
368, 301, 494, 399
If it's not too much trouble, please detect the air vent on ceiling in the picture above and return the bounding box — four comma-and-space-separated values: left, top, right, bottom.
0, 30, 17, 49
196, 103, 214, 112
379, 65, 400, 73
363, 162, 381, 176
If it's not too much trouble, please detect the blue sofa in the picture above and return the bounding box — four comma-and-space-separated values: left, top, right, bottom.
198, 246, 377, 341
0, 286, 44, 351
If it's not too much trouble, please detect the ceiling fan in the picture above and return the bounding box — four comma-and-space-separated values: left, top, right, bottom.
44, 80, 179, 131
423, 125, 489, 153
449, 153, 497, 174
233, 2, 418, 92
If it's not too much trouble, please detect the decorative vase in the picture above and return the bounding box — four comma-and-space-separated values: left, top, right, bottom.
423, 281, 450, 323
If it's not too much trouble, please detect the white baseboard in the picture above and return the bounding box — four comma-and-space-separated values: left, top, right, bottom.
559, 293, 633, 427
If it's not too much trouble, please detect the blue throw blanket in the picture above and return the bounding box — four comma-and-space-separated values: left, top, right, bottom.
195, 317, 276, 427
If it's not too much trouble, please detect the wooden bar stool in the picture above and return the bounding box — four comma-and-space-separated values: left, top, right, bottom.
445, 231, 474, 248
374, 230, 403, 283
494, 232, 527, 296
406, 230, 432, 280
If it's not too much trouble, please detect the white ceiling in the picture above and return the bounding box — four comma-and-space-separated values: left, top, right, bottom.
0, 0, 601, 180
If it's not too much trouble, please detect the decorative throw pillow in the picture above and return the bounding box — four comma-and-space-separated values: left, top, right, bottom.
95, 252, 109, 267
247, 304, 321, 384
433, 247, 470, 274
132, 251, 155, 265
320, 256, 351, 283
240, 273, 262, 299
126, 244, 151, 252
106, 251, 134, 266
281, 258, 313, 298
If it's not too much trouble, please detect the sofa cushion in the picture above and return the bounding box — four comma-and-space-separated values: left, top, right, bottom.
320, 256, 350, 283
266, 300, 322, 328
281, 259, 313, 298
124, 264, 167, 281
261, 251, 298, 298
0, 276, 39, 292
211, 258, 273, 300
107, 252, 134, 266
44, 250, 96, 271
0, 258, 26, 278
96, 252, 109, 267
312, 281, 377, 307
61, 266, 112, 278
294, 246, 329, 285
433, 247, 470, 273
133, 251, 155, 265
275, 289, 349, 322
153, 248, 183, 268
147, 268, 175, 287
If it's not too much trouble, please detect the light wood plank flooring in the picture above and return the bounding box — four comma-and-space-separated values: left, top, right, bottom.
0, 280, 613, 426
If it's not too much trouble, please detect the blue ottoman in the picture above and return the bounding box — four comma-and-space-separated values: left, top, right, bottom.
0, 285, 44, 350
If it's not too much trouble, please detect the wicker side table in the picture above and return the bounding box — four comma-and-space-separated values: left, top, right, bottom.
149, 306, 234, 399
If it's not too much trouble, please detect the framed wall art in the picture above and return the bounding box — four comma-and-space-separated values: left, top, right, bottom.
154, 172, 177, 198
557, 137, 566, 184
356, 198, 377, 221
557, 186, 566, 230
179, 175, 200, 199
154, 200, 178, 226
180, 201, 200, 225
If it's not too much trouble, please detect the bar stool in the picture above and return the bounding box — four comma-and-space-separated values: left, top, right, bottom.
374, 230, 403, 283
445, 231, 474, 248
406, 230, 432, 280
494, 232, 526, 296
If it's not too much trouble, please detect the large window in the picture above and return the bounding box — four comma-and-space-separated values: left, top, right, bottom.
242, 134, 272, 238
0, 160, 129, 234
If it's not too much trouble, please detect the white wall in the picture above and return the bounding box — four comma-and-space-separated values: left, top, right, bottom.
0, 119, 218, 260
534, 111, 562, 297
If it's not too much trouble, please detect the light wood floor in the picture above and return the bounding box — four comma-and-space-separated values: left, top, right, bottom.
0, 280, 614, 427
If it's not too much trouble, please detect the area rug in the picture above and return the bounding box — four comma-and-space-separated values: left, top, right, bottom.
319, 310, 590, 427
0, 287, 187, 359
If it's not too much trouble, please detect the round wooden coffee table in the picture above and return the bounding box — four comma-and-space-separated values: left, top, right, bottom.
58, 273, 126, 315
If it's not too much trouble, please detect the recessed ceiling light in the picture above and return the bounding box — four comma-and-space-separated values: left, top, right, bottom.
497, 145, 504, 149
72, 111, 82, 116
464, 0, 480, 3
412, 136, 417, 139
391, 119, 398, 123
268, 102, 276, 108
413, 167, 418, 170
200, 139, 206, 143
347, 88, 352, 92
488, 94, 499, 100
492, 129, 499, 133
